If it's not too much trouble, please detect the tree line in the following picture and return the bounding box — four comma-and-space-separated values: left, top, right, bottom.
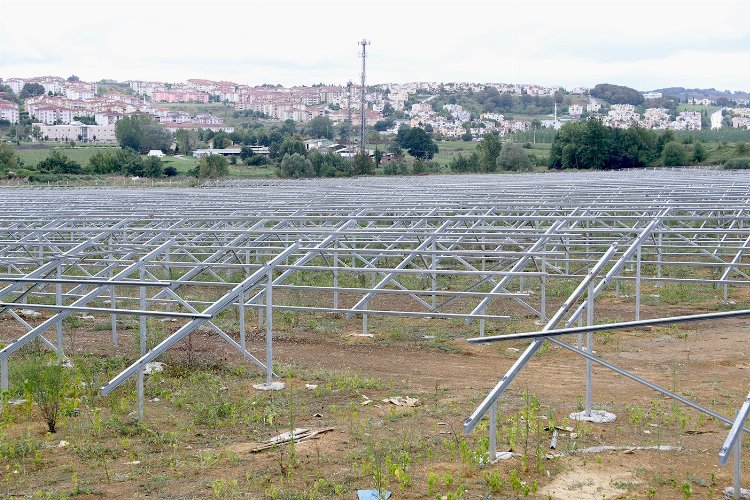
549, 119, 708, 169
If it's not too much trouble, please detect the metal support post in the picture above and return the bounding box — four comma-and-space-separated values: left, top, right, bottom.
56, 264, 63, 361
585, 281, 593, 417
265, 270, 273, 385
1, 358, 7, 392
541, 255, 547, 321
734, 438, 742, 500
479, 307, 485, 337
137, 267, 146, 420
656, 232, 662, 280
239, 289, 246, 352
333, 238, 339, 310
636, 245, 642, 321
431, 240, 437, 309
489, 401, 497, 461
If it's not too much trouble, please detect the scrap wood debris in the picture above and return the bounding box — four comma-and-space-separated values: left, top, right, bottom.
249, 427, 335, 453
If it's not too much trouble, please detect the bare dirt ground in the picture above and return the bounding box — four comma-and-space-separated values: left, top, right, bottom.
0, 285, 748, 498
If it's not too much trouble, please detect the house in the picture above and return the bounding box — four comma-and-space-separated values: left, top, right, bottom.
568, 104, 583, 117
147, 150, 165, 157
586, 100, 602, 113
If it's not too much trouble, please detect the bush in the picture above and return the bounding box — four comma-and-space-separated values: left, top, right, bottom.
164, 165, 178, 176
19, 360, 70, 433
724, 157, 750, 170
383, 159, 410, 176
198, 155, 230, 178
497, 142, 532, 171
278, 153, 313, 178
245, 155, 269, 166
661, 141, 688, 167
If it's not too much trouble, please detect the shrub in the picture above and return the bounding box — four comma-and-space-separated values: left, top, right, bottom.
661, 141, 688, 167
724, 157, 750, 170
198, 154, 230, 178
497, 142, 532, 171
20, 360, 70, 433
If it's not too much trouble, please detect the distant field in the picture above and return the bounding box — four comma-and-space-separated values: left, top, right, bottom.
14, 146, 120, 168
432, 139, 551, 168
677, 103, 721, 114
163, 155, 277, 178
433, 140, 479, 166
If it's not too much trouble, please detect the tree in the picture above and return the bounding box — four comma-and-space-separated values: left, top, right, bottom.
212, 131, 231, 149
88, 150, 118, 174
279, 153, 313, 178
115, 114, 172, 153
175, 129, 198, 155
32, 125, 42, 141
0, 142, 17, 172
662, 141, 688, 167
476, 133, 502, 172
382, 103, 395, 117
590, 83, 645, 105
240, 145, 255, 161
449, 152, 480, 173
461, 131, 473, 142
338, 120, 352, 144
19, 83, 45, 99
581, 118, 610, 170
198, 154, 230, 178
142, 156, 164, 178
692, 142, 707, 163
387, 143, 404, 158
497, 142, 532, 171
374, 119, 395, 132
67, 75, 80, 82
397, 127, 439, 160
352, 152, 375, 176
278, 137, 306, 158
307, 116, 334, 139
115, 114, 172, 154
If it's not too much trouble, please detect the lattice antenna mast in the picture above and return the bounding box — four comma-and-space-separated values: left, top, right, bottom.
359, 39, 370, 154
346, 80, 353, 148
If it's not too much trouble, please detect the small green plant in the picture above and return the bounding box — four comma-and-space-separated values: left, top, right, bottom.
681, 480, 692, 499
485, 470, 504, 493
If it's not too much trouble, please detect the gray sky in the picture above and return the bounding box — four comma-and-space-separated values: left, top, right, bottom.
2, 0, 749, 91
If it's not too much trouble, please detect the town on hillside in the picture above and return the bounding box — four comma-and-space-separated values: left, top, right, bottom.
2, 76, 750, 148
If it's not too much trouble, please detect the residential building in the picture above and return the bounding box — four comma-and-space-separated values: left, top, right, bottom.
0, 100, 20, 123
568, 104, 583, 117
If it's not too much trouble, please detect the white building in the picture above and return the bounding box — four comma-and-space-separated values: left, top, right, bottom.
0, 100, 20, 123
31, 106, 75, 125
39, 122, 116, 143
643, 92, 663, 100
586, 100, 602, 113
568, 104, 583, 117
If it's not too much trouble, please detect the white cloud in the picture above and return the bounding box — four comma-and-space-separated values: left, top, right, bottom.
1, 0, 749, 90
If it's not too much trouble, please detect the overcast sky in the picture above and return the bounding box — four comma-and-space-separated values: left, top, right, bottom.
1, 0, 749, 91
